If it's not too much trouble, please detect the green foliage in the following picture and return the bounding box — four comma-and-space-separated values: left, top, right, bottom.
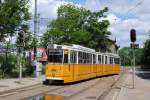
41, 4, 111, 51
142, 39, 150, 68
119, 47, 143, 66
0, 53, 34, 78
22, 54, 34, 77
0, 0, 31, 41
0, 0, 34, 78
0, 54, 18, 78
24, 32, 37, 50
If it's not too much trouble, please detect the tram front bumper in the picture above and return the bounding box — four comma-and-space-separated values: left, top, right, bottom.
44, 77, 64, 84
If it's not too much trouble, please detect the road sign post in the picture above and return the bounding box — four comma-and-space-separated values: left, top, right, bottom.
132, 42, 135, 89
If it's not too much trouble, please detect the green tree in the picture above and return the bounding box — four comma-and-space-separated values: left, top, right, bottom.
0, 0, 31, 78
0, 0, 30, 41
41, 4, 111, 51
142, 39, 150, 68
119, 47, 143, 66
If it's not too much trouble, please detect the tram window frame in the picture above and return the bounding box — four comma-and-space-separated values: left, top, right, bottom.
109, 57, 113, 64
93, 54, 96, 64
89, 53, 92, 64
78, 51, 84, 64
114, 58, 120, 64
105, 56, 107, 64
70, 50, 77, 64
86, 53, 88, 64
102, 55, 104, 64
78, 51, 93, 64
107, 56, 109, 64
98, 55, 101, 64
78, 52, 82, 64
47, 49, 63, 63
84, 53, 86, 64
63, 50, 69, 63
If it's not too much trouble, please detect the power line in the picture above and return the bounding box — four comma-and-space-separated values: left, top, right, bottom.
126, 1, 143, 14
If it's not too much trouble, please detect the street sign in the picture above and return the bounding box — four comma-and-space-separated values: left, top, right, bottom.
130, 43, 139, 49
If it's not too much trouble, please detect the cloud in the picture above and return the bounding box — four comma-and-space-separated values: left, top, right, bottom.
28, 0, 69, 35
84, 0, 150, 47
28, 0, 150, 48
30, 0, 68, 19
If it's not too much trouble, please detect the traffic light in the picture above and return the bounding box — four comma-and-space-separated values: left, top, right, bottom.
17, 30, 25, 46
130, 29, 136, 42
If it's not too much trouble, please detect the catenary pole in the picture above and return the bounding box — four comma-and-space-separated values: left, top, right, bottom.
34, 0, 38, 77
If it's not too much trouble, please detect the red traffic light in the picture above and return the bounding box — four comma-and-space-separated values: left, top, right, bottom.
130, 29, 136, 42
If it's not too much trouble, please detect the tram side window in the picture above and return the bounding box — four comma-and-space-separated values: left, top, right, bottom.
93, 54, 96, 64
83, 52, 86, 63
105, 56, 107, 64
98, 55, 101, 64
114, 58, 120, 64
78, 52, 82, 64
70, 51, 77, 64
110, 57, 113, 64
102, 55, 104, 64
85, 53, 88, 64
89, 54, 92, 64
48, 49, 63, 63
64, 50, 68, 63
78, 52, 92, 64
86, 53, 89, 64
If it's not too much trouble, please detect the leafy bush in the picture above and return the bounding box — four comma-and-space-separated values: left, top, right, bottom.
0, 53, 34, 78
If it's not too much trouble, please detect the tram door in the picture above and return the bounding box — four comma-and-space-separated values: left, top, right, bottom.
63, 49, 74, 82
70, 51, 77, 81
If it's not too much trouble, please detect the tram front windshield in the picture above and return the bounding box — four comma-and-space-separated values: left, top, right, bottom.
48, 49, 63, 63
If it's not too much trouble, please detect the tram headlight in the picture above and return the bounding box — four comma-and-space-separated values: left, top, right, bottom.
51, 69, 56, 77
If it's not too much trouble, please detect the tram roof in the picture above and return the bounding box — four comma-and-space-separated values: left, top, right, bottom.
96, 52, 120, 58
48, 44, 95, 53
48, 44, 119, 57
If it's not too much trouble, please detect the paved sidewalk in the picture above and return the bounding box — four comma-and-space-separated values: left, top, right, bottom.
0, 75, 45, 93
117, 71, 150, 100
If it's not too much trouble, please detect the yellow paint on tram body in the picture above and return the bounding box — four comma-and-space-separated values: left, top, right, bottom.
45, 63, 120, 83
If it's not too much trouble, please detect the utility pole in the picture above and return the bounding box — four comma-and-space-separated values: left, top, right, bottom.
34, 0, 38, 77
37, 13, 40, 35
34, 0, 37, 55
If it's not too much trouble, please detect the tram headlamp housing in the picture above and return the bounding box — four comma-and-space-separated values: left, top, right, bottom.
51, 69, 56, 77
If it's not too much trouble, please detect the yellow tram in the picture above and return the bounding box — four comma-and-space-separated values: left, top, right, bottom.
44, 44, 120, 84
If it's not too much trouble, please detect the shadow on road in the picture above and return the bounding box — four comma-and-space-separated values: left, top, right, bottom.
136, 68, 150, 80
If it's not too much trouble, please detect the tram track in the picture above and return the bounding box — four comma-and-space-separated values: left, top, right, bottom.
0, 74, 123, 100
41, 75, 122, 100
0, 84, 65, 100
65, 75, 121, 100
0, 84, 43, 97
24, 77, 103, 100
97, 74, 123, 100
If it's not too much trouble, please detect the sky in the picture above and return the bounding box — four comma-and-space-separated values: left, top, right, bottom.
29, 0, 150, 48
